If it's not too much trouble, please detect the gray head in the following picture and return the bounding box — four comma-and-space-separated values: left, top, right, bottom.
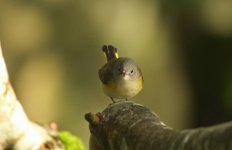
113, 57, 141, 81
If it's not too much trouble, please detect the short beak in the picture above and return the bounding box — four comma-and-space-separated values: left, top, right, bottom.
121, 70, 129, 77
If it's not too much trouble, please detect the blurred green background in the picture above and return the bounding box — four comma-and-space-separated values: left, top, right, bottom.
0, 0, 232, 148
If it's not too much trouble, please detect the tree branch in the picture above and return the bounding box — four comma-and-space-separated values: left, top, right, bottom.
0, 43, 64, 150
85, 101, 232, 150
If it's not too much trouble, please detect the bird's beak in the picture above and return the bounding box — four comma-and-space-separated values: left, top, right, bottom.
121, 70, 130, 80
122, 70, 127, 77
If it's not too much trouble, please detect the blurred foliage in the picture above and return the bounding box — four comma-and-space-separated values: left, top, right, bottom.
58, 131, 85, 150
224, 72, 232, 112
0, 0, 231, 149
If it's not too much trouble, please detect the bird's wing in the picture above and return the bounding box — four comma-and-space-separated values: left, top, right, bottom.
98, 63, 114, 84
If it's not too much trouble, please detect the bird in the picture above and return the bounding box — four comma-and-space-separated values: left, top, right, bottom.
98, 45, 143, 102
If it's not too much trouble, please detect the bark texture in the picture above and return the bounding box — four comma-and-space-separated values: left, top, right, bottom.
85, 101, 232, 150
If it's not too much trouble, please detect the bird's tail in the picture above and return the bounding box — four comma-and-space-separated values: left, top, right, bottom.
102, 45, 119, 62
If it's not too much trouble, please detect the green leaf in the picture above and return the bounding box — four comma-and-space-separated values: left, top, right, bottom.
58, 131, 85, 150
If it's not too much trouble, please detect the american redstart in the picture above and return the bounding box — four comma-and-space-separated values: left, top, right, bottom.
99, 45, 144, 102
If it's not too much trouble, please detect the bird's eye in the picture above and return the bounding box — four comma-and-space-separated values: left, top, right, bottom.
131, 70, 134, 74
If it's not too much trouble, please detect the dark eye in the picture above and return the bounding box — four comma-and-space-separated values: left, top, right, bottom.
131, 70, 134, 74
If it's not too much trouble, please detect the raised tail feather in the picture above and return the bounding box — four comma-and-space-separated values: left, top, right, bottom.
102, 45, 119, 62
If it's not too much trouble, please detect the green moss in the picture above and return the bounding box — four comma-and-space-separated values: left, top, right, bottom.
58, 131, 85, 150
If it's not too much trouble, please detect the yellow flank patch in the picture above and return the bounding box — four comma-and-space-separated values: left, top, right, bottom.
115, 53, 119, 59
137, 76, 143, 91
103, 53, 107, 62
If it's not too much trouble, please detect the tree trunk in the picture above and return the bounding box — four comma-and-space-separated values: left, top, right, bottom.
0, 43, 64, 150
